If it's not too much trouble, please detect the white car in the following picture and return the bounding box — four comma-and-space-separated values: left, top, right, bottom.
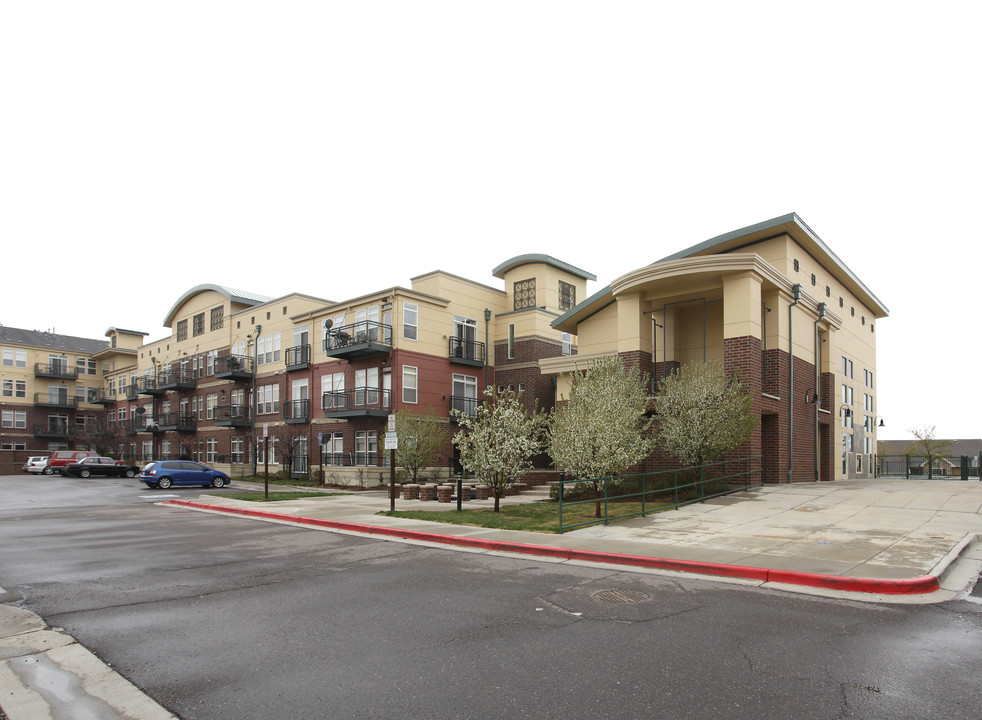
23, 456, 49, 474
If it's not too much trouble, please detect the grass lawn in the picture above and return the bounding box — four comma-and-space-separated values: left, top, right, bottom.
379, 500, 671, 533
222, 491, 345, 502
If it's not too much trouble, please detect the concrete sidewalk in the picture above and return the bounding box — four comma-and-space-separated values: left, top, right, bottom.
167, 476, 982, 603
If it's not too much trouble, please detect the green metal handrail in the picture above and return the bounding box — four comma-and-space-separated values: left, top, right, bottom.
558, 456, 763, 533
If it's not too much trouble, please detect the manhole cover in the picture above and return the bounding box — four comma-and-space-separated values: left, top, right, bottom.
593, 589, 650, 604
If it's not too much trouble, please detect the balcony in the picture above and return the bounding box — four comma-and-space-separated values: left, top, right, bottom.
156, 412, 196, 433
322, 387, 391, 418
214, 354, 254, 381
125, 384, 138, 400
449, 338, 486, 367
34, 392, 76, 409
136, 376, 164, 397
284, 399, 310, 424
34, 362, 77, 380
449, 395, 479, 422
285, 345, 312, 372
215, 404, 252, 427
322, 321, 392, 361
88, 388, 115, 405
33, 422, 72, 438
158, 370, 196, 391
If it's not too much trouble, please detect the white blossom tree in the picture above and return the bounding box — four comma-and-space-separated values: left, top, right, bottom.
452, 386, 548, 512
548, 355, 655, 515
655, 358, 757, 468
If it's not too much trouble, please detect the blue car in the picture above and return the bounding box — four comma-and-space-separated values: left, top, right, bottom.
139, 460, 231, 489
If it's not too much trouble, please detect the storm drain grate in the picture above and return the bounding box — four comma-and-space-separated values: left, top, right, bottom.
593, 589, 650, 604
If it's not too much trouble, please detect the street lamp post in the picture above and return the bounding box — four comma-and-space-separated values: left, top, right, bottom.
483, 308, 491, 390
251, 324, 261, 477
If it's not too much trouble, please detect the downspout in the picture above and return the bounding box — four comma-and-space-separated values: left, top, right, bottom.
788, 284, 802, 482
814, 302, 826, 482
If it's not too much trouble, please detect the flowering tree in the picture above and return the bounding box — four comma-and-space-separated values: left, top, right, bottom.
452, 386, 548, 512
655, 358, 757, 468
395, 408, 448, 483
549, 356, 655, 515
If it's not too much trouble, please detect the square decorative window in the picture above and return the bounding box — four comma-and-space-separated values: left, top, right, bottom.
514, 279, 536, 310
210, 306, 224, 331
559, 281, 576, 311
177, 320, 188, 342
193, 313, 205, 337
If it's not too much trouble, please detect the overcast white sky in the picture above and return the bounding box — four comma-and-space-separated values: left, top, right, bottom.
2, 2, 980, 441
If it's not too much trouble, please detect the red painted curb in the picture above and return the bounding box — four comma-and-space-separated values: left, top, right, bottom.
160, 500, 941, 595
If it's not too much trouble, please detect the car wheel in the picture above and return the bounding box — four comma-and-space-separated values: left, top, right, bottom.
124, 469, 135, 478
43, 467, 53, 475
80, 469, 91, 478
157, 477, 172, 490
211, 476, 226, 489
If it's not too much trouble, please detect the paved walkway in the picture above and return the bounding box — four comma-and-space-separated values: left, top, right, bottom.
167, 476, 982, 602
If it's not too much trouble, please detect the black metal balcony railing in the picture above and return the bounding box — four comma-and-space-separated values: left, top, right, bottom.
214, 354, 255, 380
158, 370, 196, 391
215, 404, 252, 427
449, 337, 486, 366
125, 384, 138, 400
33, 422, 72, 438
34, 362, 77, 380
284, 399, 311, 423
321, 452, 382, 467
449, 395, 479, 421
322, 387, 391, 416
34, 392, 77, 409
136, 376, 163, 396
323, 321, 393, 359
285, 345, 311, 371
88, 388, 115, 404
156, 413, 196, 433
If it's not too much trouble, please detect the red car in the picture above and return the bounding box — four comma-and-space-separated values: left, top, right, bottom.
61, 456, 140, 478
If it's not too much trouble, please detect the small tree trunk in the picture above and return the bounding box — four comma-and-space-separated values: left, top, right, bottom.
494, 493, 501, 512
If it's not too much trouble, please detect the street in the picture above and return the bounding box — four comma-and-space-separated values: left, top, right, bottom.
1, 474, 980, 719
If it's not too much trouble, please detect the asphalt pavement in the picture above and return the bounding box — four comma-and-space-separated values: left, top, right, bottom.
2, 476, 981, 719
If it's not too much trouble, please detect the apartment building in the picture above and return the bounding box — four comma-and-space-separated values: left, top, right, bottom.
0, 257, 590, 479
543, 213, 887, 482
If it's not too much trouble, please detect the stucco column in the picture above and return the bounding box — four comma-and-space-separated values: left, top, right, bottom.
615, 292, 653, 375
722, 272, 763, 341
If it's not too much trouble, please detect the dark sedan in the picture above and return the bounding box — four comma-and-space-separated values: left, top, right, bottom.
62, 456, 140, 478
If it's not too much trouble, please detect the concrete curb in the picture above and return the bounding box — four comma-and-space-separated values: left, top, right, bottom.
161, 499, 949, 596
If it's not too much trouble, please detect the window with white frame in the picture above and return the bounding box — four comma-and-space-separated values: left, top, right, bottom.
206, 437, 218, 463
355, 430, 377, 465
3, 348, 27, 367
257, 384, 279, 414
2, 379, 25, 398
562, 332, 572, 356
206, 393, 219, 420
206, 349, 218, 376
355, 367, 379, 405
403, 366, 418, 403
77, 357, 87, 375
402, 302, 418, 340
322, 372, 345, 409
2, 410, 27, 428
231, 436, 245, 463
452, 374, 478, 417
257, 333, 281, 365
356, 306, 380, 342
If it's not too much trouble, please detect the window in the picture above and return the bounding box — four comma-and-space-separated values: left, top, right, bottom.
559, 281, 575, 311
77, 357, 87, 375
811, 274, 817, 286
793, 259, 800, 272
841, 384, 854, 405
403, 302, 418, 340
2, 410, 26, 428
206, 349, 218, 376
507, 323, 515, 359
177, 319, 188, 342
231, 436, 245, 463
826, 286, 831, 298
322, 433, 344, 465
864, 393, 874, 413
88, 359, 96, 375
841, 356, 853, 379
839, 297, 844, 308
864, 369, 874, 389
514, 279, 536, 310
452, 374, 478, 417
210, 306, 224, 331
403, 366, 418, 404
257, 333, 281, 365
206, 393, 218, 420
257, 384, 280, 414
2, 349, 27, 367
355, 430, 377, 465
193, 313, 205, 337
206, 438, 218, 463
355, 367, 380, 405
452, 315, 477, 358
322, 372, 345, 409
562, 332, 572, 356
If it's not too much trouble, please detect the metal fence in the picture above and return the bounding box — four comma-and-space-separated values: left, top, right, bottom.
557, 456, 762, 533
876, 454, 982, 480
